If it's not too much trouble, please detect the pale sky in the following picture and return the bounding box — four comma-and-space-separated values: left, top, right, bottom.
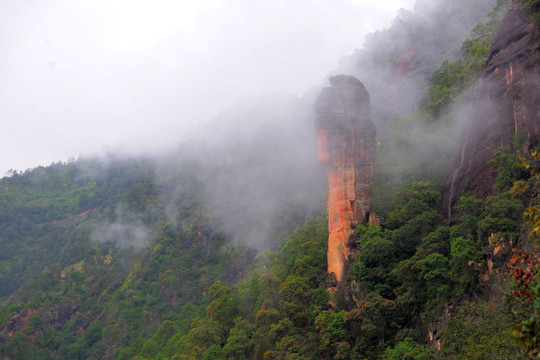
0, 0, 415, 175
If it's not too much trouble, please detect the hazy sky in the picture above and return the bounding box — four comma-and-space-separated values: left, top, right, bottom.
0, 0, 415, 175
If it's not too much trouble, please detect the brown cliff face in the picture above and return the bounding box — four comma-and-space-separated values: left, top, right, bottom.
442, 0, 540, 218
314, 75, 376, 289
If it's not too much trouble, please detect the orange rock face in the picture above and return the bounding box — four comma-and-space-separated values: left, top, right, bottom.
315, 75, 376, 286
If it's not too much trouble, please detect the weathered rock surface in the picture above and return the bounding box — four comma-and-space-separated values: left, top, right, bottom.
442, 0, 540, 218
0, 303, 77, 341
314, 75, 376, 289
3, 308, 37, 340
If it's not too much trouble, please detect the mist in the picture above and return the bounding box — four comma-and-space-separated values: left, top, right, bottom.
333, 0, 501, 191
156, 93, 327, 249
2, 0, 503, 250
0, 0, 416, 175
90, 205, 152, 250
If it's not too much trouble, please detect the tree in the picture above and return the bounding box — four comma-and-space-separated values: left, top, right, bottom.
384, 337, 435, 360
203, 344, 225, 360
419, 252, 450, 300
183, 317, 223, 356
353, 230, 396, 298
315, 310, 348, 357
450, 237, 483, 296
278, 275, 309, 326
223, 317, 253, 359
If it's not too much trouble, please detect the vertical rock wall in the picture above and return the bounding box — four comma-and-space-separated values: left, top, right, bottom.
442, 0, 540, 217
314, 75, 376, 290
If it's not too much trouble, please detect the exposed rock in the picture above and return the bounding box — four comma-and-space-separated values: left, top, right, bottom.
314, 75, 376, 298
0, 308, 37, 341
0, 303, 78, 343
442, 0, 540, 218
54, 303, 77, 325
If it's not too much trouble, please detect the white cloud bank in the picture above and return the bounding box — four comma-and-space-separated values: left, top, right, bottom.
0, 0, 415, 174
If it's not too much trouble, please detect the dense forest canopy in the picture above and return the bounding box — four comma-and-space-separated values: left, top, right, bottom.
2, 0, 540, 359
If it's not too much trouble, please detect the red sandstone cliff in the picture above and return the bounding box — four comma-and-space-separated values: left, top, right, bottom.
314, 75, 376, 289
442, 0, 540, 218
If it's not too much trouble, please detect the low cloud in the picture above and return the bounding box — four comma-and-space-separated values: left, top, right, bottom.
90, 206, 152, 250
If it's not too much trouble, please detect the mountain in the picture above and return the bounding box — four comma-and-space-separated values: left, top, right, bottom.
1, 0, 540, 359
442, 0, 540, 218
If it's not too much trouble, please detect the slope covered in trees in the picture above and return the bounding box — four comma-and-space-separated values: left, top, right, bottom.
1, 0, 540, 359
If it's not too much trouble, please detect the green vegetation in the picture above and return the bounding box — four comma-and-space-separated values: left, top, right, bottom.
421, 0, 508, 119
1, 0, 539, 359
371, 0, 510, 214
0, 157, 273, 359
107, 151, 528, 359
521, 0, 540, 26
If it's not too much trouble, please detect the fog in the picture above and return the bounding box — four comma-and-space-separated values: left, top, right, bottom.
333, 0, 500, 192
91, 205, 151, 250
0, 0, 416, 175
156, 92, 328, 249
2, 0, 503, 250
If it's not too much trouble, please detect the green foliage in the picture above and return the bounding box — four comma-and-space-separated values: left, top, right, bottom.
508, 149, 540, 357
1, 137, 528, 360
278, 275, 309, 325
384, 337, 435, 360
203, 344, 226, 360
454, 194, 484, 240
0, 156, 266, 360
184, 317, 223, 354
440, 304, 524, 359
315, 310, 347, 356
30, 314, 43, 327
514, 313, 540, 358
421, 0, 509, 119
449, 237, 483, 296
0, 1, 530, 359
386, 182, 442, 257
476, 193, 525, 246
421, 60, 473, 118
346, 292, 394, 358
354, 225, 396, 298
419, 253, 451, 299
222, 318, 254, 359
69, 270, 86, 285
122, 177, 158, 212
488, 146, 529, 193
521, 0, 540, 26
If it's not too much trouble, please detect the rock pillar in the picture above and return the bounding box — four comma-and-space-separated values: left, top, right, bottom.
314, 75, 376, 294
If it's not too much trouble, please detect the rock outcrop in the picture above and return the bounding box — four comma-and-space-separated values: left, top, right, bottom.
0, 303, 77, 341
442, 0, 540, 218
314, 75, 376, 295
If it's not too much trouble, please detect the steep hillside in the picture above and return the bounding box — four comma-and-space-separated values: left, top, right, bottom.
0, 98, 324, 359
0, 158, 264, 359
1, 0, 540, 359
442, 0, 540, 218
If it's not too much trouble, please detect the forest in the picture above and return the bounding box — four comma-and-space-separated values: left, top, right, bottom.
1, 0, 539, 359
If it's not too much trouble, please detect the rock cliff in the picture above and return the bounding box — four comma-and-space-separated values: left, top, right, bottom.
442, 0, 540, 218
314, 75, 376, 292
